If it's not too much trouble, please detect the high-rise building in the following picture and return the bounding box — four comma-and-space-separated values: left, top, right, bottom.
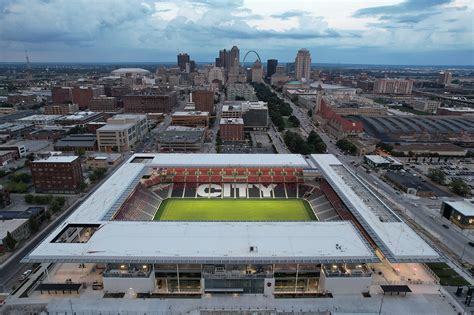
251, 60, 263, 83
216, 46, 240, 72
438, 71, 452, 86
193, 90, 215, 113
295, 48, 311, 81
374, 79, 413, 95
266, 59, 278, 79
177, 53, 190, 72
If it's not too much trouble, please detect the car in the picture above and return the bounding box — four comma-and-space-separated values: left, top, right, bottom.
468, 242, 474, 247
442, 224, 449, 229
19, 269, 32, 281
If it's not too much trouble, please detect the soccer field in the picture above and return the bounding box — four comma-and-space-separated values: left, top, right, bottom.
153, 198, 317, 221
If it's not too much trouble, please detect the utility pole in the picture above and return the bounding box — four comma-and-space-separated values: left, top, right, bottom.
24, 48, 32, 86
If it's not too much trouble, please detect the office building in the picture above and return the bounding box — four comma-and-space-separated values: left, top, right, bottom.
51, 87, 73, 104
295, 48, 311, 81
373, 79, 413, 95
30, 156, 84, 194
220, 118, 245, 142
89, 96, 119, 112
54, 111, 103, 126
44, 103, 79, 115
438, 71, 452, 86
267, 59, 278, 79
123, 92, 177, 113
193, 90, 214, 113
72, 85, 105, 109
251, 60, 263, 83
177, 53, 190, 72
54, 134, 98, 153
96, 114, 148, 152
227, 83, 257, 101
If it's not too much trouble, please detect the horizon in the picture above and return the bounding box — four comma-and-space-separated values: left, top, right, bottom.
0, 0, 472, 65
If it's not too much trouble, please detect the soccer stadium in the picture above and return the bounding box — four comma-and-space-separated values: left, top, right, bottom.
22, 154, 440, 298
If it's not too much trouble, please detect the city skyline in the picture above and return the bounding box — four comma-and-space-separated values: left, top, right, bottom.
0, 0, 473, 65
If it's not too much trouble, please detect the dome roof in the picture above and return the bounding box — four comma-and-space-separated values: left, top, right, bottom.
111, 68, 150, 75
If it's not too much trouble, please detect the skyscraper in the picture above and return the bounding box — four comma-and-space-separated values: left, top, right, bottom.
438, 71, 452, 86
251, 59, 263, 83
266, 59, 278, 79
295, 48, 311, 81
177, 53, 190, 71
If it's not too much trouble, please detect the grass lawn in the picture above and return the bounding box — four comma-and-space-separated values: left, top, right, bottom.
154, 198, 316, 221
426, 263, 470, 286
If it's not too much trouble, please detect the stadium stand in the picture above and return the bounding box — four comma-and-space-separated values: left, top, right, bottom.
113, 185, 162, 221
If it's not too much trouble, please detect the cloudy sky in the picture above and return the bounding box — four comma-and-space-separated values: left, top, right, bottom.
0, 0, 472, 65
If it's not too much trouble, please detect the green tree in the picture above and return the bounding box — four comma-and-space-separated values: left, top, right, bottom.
24, 194, 35, 204
288, 115, 300, 128
4, 231, 17, 250
28, 217, 39, 233
449, 179, 471, 197
427, 168, 446, 185
336, 139, 357, 155
7, 181, 28, 193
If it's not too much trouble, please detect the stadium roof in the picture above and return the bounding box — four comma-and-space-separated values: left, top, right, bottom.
24, 153, 438, 264
24, 221, 376, 264
310, 154, 439, 262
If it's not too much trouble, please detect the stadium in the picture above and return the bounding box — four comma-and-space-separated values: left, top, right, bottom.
23, 154, 439, 297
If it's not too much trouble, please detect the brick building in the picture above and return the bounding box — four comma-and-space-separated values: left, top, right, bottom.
89, 96, 119, 112
171, 111, 209, 128
193, 90, 214, 113
44, 103, 79, 115
30, 156, 84, 194
219, 118, 244, 142
72, 86, 105, 109
51, 87, 73, 104
123, 92, 176, 113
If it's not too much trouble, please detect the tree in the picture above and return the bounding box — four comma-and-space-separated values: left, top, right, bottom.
24, 194, 35, 204
376, 142, 393, 153
28, 217, 39, 233
449, 179, 470, 197
427, 168, 446, 185
288, 115, 300, 128
4, 231, 17, 251
336, 139, 357, 155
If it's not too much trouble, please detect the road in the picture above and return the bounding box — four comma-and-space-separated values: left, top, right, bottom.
0, 154, 131, 293
270, 85, 474, 267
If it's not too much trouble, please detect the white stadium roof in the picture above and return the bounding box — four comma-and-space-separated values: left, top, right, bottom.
24, 153, 439, 264
310, 154, 439, 262
25, 221, 376, 264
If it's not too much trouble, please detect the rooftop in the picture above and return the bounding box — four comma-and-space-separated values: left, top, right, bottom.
444, 199, 474, 217
310, 154, 439, 262
33, 156, 79, 163
25, 221, 376, 263
0, 219, 28, 240
220, 118, 244, 124
172, 111, 209, 117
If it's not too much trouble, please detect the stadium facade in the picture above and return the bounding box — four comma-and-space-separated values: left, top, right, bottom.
24, 154, 439, 296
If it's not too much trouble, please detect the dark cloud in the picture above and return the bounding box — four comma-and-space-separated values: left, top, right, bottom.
353, 0, 452, 17
270, 10, 306, 20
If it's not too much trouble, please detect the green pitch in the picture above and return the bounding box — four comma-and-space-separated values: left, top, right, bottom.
153, 198, 317, 221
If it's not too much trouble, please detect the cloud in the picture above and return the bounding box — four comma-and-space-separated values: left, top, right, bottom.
353, 0, 453, 17
0, 0, 472, 64
270, 10, 306, 20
